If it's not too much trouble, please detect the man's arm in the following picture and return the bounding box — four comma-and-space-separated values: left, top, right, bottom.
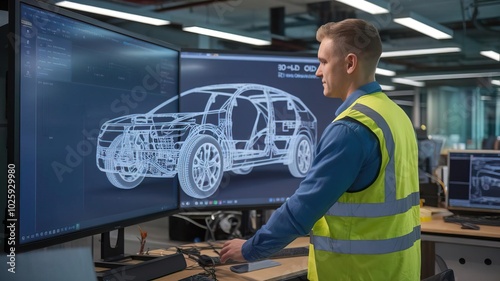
221, 120, 379, 262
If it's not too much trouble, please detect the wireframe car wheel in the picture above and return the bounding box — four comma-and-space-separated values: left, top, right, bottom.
105, 134, 147, 189
288, 134, 313, 178
178, 135, 223, 199
230, 166, 253, 175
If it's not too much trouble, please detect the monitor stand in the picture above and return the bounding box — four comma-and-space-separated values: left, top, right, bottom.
94, 228, 186, 281
241, 209, 273, 238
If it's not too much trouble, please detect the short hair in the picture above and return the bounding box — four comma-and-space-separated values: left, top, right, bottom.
316, 19, 382, 68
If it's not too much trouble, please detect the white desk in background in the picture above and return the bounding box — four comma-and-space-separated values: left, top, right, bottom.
421, 219, 500, 281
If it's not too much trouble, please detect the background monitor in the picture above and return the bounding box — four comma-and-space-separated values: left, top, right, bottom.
447, 150, 500, 215
178, 49, 342, 211
8, 0, 180, 253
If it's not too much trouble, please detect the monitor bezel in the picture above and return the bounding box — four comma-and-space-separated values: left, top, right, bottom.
7, 0, 181, 253
446, 149, 500, 215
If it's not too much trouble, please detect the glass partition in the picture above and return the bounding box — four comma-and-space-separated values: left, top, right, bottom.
422, 83, 500, 151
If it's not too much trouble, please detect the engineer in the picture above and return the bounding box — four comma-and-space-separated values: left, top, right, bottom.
220, 18, 421, 281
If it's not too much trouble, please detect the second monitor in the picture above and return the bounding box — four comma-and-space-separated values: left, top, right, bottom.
178, 49, 342, 211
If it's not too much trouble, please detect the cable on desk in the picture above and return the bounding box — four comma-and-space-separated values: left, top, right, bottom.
427, 169, 446, 197
175, 246, 219, 281
172, 214, 209, 230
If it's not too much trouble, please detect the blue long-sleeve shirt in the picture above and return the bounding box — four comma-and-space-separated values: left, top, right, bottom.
242, 82, 383, 261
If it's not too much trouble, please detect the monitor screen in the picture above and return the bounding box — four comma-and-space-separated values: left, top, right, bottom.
8, 0, 180, 252
447, 150, 500, 214
178, 49, 342, 210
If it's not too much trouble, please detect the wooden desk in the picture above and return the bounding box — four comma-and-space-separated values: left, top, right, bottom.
150, 237, 309, 281
421, 219, 500, 239
420, 218, 500, 280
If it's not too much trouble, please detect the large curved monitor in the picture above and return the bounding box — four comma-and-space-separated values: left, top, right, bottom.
178, 49, 342, 211
7, 0, 180, 252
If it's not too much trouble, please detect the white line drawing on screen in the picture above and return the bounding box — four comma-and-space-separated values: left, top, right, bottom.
471, 159, 500, 202
96, 83, 317, 199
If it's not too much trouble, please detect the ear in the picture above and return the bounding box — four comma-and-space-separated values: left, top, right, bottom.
345, 53, 358, 74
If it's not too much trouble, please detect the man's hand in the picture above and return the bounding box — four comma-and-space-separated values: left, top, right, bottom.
219, 239, 247, 263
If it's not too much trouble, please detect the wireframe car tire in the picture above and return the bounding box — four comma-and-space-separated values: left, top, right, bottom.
178, 135, 224, 199
288, 134, 313, 178
230, 166, 253, 175
105, 134, 146, 189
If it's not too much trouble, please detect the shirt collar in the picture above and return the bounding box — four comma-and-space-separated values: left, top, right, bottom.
335, 81, 382, 116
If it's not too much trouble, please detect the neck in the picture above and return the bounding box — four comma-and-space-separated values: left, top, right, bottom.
343, 74, 376, 100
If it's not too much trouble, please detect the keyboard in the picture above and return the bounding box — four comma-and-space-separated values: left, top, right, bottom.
198, 246, 309, 266
178, 273, 213, 281
443, 214, 500, 227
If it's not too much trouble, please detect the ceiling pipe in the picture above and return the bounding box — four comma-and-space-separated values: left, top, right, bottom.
471, 0, 500, 33
270, 7, 285, 36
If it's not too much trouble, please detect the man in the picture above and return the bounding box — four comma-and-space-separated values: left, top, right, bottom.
220, 19, 421, 281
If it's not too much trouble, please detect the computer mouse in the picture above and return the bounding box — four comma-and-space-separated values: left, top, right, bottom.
461, 222, 480, 230
198, 255, 219, 266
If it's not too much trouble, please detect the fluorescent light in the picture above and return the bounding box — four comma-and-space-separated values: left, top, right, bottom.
492, 80, 500, 86
335, 0, 390, 14
480, 50, 500, 61
380, 84, 396, 91
404, 71, 500, 81
392, 78, 425, 87
381, 47, 461, 58
376, 67, 396, 76
393, 12, 453, 40
56, 1, 170, 26
183, 26, 271, 46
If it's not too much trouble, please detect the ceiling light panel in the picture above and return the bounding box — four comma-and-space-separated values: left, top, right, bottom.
183, 26, 271, 46
335, 0, 390, 15
376, 67, 396, 76
405, 71, 500, 81
56, 1, 170, 26
380, 84, 396, 91
381, 47, 461, 58
392, 78, 425, 87
393, 12, 453, 40
480, 50, 500, 61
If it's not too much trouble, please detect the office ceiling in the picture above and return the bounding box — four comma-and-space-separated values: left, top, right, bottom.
39, 0, 500, 89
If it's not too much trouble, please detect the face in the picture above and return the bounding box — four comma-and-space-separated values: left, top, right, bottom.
315, 38, 349, 100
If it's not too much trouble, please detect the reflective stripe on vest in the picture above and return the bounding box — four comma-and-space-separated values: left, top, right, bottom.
311, 225, 421, 255
326, 191, 420, 217
353, 103, 395, 201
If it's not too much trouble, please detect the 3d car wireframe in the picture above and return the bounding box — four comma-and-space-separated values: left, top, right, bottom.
471, 159, 500, 199
96, 83, 317, 199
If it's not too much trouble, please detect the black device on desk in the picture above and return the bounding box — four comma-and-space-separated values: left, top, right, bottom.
444, 150, 500, 227
178, 274, 213, 281
196, 246, 309, 267
443, 214, 500, 227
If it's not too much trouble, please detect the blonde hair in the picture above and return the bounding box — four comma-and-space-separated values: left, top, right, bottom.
316, 19, 382, 70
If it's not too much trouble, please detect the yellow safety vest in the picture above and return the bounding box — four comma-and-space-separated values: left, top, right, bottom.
308, 92, 421, 281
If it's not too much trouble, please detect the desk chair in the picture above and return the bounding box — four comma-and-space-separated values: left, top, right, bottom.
421, 269, 455, 281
